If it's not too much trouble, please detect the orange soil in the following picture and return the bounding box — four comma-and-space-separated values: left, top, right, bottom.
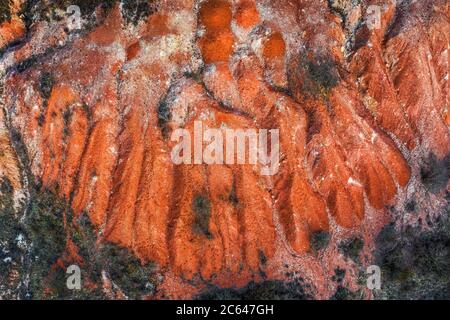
1, 0, 449, 297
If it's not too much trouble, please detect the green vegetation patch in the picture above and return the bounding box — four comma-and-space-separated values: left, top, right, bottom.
196, 279, 312, 300
305, 55, 340, 93
0, 0, 11, 24
420, 153, 450, 194
19, 0, 156, 29
339, 237, 364, 263
310, 231, 330, 252
192, 194, 212, 239
374, 213, 450, 299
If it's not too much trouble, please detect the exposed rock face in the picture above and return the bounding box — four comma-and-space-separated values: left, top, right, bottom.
0, 0, 448, 299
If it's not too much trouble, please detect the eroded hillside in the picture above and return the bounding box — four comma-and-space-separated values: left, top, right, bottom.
0, 0, 448, 299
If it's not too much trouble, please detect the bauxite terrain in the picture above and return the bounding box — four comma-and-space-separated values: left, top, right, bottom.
0, 0, 449, 299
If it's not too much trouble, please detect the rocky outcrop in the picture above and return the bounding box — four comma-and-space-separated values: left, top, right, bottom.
0, 0, 448, 299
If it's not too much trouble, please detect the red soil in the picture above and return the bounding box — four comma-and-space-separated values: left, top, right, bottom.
1, 0, 448, 298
